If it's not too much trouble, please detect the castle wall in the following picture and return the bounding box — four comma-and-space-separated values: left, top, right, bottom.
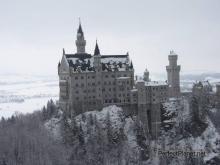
150, 103, 161, 139
60, 67, 135, 116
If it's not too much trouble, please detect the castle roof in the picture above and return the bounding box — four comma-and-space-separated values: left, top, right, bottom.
77, 23, 84, 36
94, 41, 100, 55
193, 80, 212, 88
145, 81, 168, 87
64, 53, 131, 72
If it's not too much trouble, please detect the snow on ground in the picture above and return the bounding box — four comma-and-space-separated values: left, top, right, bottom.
162, 98, 220, 163
176, 117, 220, 163
75, 105, 139, 150
75, 105, 124, 130
0, 74, 59, 118
45, 114, 62, 140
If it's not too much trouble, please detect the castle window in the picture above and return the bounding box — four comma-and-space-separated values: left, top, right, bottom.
76, 83, 79, 87
76, 97, 79, 100
113, 88, 116, 91
92, 83, 95, 86
104, 82, 107, 85
105, 75, 108, 78
109, 81, 111, 85
92, 89, 95, 92
88, 76, 90, 79
127, 81, 129, 84
81, 84, 84, 87
112, 75, 115, 78
75, 76, 78, 80
124, 74, 127, 77
81, 76, 84, 79
102, 88, 105, 91
113, 82, 116, 85
76, 91, 79, 94
109, 88, 111, 91
92, 76, 95, 79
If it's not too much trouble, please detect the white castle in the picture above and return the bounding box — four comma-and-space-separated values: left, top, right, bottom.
58, 22, 181, 137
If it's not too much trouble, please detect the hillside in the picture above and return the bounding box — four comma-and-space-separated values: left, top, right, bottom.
1, 98, 220, 164
45, 99, 220, 164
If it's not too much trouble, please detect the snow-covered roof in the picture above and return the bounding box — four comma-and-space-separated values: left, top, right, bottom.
59, 80, 67, 83
193, 81, 212, 90
136, 80, 145, 83
64, 53, 132, 72
145, 81, 168, 86
117, 77, 130, 80
130, 89, 138, 92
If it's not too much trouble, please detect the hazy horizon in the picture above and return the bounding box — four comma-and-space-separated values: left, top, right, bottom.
1, 0, 220, 75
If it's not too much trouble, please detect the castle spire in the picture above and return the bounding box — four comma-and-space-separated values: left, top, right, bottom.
94, 39, 100, 55
130, 61, 133, 69
75, 19, 86, 53
77, 18, 84, 36
62, 48, 65, 55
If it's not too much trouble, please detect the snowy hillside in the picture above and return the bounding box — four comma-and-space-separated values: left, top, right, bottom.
44, 101, 220, 164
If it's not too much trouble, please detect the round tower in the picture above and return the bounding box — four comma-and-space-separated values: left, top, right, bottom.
166, 50, 181, 97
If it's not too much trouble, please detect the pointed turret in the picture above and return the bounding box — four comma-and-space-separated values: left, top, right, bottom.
130, 61, 133, 69
62, 48, 65, 55
75, 19, 86, 53
77, 22, 84, 37
94, 40, 100, 55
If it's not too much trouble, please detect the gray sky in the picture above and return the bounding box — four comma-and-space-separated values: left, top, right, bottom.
0, 0, 220, 76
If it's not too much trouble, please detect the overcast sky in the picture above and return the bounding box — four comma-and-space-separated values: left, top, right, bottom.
0, 0, 220, 76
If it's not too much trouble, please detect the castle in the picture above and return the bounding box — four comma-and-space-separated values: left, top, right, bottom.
58, 22, 181, 137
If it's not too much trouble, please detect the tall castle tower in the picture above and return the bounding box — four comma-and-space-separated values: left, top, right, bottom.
75, 21, 86, 53
166, 50, 181, 97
